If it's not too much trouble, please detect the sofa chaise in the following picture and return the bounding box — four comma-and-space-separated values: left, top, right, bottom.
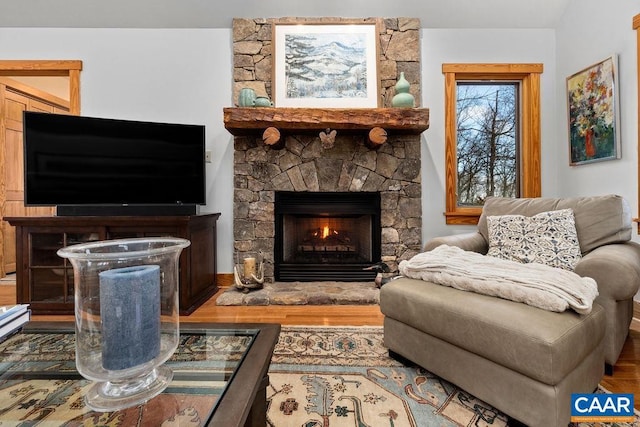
380, 195, 640, 427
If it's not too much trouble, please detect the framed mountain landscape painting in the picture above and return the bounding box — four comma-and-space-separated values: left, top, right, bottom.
566, 55, 620, 165
273, 20, 380, 108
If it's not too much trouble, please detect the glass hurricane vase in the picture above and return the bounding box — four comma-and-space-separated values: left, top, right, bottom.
57, 237, 190, 412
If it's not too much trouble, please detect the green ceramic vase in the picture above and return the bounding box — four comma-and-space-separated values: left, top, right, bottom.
392, 72, 415, 108
238, 88, 256, 107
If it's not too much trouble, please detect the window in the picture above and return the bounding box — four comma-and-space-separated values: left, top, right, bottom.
443, 63, 543, 225
456, 82, 519, 205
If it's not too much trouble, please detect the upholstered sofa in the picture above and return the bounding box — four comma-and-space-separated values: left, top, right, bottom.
380, 195, 640, 427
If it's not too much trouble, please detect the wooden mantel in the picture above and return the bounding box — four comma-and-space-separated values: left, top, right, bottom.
223, 107, 429, 148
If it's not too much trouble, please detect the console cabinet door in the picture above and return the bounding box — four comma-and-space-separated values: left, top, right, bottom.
18, 226, 105, 314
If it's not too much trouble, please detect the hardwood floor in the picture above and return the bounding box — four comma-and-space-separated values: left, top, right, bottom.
600, 318, 640, 401
1, 283, 638, 409
13, 287, 385, 326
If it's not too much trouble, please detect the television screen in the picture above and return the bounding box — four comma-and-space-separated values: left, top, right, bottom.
23, 112, 206, 215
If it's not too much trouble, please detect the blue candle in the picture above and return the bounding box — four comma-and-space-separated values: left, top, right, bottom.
99, 265, 161, 371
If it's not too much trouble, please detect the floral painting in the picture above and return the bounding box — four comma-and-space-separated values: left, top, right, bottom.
566, 55, 620, 165
273, 22, 379, 108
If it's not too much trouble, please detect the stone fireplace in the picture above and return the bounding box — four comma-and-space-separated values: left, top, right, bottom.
230, 17, 425, 283
233, 132, 423, 283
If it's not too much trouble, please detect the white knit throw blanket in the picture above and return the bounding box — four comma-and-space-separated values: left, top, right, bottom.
398, 245, 598, 314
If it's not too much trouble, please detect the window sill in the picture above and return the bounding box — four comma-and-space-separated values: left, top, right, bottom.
444, 210, 481, 225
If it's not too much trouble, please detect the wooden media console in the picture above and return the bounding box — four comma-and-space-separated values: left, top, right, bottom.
6, 213, 220, 315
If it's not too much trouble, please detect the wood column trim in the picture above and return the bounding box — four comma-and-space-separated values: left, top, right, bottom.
634, 14, 640, 233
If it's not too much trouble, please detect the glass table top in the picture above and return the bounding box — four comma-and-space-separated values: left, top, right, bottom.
0, 324, 259, 425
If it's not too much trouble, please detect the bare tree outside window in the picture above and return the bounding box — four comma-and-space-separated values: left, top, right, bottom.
456, 83, 519, 207
443, 63, 541, 225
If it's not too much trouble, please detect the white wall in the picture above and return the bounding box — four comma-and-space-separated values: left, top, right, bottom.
556, 0, 639, 300
1, 18, 635, 276
555, 0, 638, 237
0, 28, 237, 272
420, 29, 558, 242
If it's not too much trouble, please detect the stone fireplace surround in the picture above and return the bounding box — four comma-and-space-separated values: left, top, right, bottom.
234, 132, 423, 282
232, 17, 424, 283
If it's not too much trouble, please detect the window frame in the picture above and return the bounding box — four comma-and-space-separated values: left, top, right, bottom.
443, 63, 543, 225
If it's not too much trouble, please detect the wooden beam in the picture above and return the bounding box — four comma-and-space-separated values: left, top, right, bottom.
367, 127, 387, 149
224, 107, 429, 136
262, 127, 282, 147
0, 60, 83, 75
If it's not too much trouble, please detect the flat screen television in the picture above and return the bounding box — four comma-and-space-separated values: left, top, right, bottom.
23, 112, 206, 216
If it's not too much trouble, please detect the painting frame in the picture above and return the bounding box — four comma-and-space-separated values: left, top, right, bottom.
566, 54, 621, 166
272, 20, 380, 108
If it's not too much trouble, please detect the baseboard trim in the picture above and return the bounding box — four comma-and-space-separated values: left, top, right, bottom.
217, 273, 234, 288
634, 300, 640, 321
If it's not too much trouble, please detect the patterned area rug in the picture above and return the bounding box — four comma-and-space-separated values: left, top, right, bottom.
267, 326, 640, 427
216, 281, 379, 306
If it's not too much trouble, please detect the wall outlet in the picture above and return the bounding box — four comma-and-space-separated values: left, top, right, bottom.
205, 150, 212, 163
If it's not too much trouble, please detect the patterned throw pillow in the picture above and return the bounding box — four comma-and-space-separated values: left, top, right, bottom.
487, 208, 582, 270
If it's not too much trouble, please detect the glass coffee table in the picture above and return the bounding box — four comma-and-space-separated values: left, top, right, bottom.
0, 321, 280, 426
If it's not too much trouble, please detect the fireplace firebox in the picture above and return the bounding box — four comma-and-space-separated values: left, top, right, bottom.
274, 192, 381, 282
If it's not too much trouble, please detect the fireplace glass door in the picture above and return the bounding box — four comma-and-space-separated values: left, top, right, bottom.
275, 192, 380, 282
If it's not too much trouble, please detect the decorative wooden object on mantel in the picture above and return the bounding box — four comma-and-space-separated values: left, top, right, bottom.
223, 107, 429, 149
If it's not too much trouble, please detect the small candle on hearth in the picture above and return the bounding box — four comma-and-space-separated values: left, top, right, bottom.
244, 257, 256, 279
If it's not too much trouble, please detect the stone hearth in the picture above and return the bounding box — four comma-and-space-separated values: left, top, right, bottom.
216, 281, 380, 306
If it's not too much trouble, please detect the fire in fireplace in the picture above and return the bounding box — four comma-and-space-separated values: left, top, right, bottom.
274, 192, 381, 282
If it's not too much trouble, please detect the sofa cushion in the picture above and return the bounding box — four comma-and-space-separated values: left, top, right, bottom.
478, 195, 631, 254
487, 208, 582, 270
380, 277, 606, 385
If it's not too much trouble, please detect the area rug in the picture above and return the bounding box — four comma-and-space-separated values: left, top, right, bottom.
267, 326, 640, 427
216, 281, 379, 306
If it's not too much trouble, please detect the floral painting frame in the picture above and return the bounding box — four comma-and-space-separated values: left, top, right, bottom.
272, 20, 380, 108
566, 55, 621, 165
